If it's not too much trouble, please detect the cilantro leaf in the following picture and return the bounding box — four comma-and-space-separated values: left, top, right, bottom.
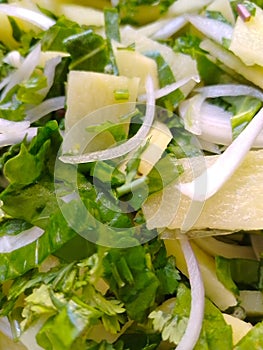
149, 283, 233, 349
0, 210, 76, 283
102, 243, 160, 323
64, 30, 108, 72
41, 16, 83, 52
146, 51, 184, 110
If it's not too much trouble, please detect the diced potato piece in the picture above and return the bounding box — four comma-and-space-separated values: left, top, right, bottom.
239, 290, 263, 317
65, 71, 139, 130
164, 238, 237, 310
121, 27, 199, 97
223, 314, 252, 345
206, 0, 235, 25
143, 150, 263, 231
0, 331, 26, 350
138, 121, 172, 175
57, 4, 104, 27
229, 5, 263, 66
115, 48, 159, 94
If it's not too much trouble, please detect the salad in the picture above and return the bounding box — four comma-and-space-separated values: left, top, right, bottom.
1, 0, 263, 349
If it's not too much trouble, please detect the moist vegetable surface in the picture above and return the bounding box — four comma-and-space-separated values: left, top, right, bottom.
1, 1, 263, 349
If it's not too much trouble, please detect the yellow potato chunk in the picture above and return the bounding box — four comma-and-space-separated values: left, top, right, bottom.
138, 121, 172, 176
223, 314, 252, 345
143, 149, 263, 231
229, 5, 263, 66
206, 0, 235, 25
58, 4, 104, 27
115, 49, 159, 94
65, 71, 139, 130
121, 27, 199, 97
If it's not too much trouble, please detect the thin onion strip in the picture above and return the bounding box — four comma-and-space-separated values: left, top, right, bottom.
0, 119, 30, 133
0, 4, 55, 30
1, 44, 41, 100
177, 106, 263, 201
39, 56, 62, 97
196, 84, 263, 101
26, 96, 65, 123
151, 16, 187, 40
176, 238, 205, 350
186, 14, 233, 45
60, 75, 155, 164
0, 226, 44, 253
0, 127, 38, 147
138, 75, 200, 102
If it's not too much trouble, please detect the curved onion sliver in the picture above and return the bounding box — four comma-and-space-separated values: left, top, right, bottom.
176, 238, 205, 350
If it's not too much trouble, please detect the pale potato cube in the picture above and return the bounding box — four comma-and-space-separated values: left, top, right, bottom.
65, 70, 139, 130
143, 150, 263, 231
138, 121, 172, 175
223, 314, 252, 345
115, 49, 159, 94
0, 331, 26, 350
229, 5, 263, 66
58, 4, 104, 27
121, 27, 199, 97
206, 0, 235, 25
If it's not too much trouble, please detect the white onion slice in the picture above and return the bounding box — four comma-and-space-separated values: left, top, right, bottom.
197, 101, 233, 143
0, 317, 12, 338
179, 94, 206, 135
0, 119, 30, 133
39, 56, 62, 98
180, 86, 263, 147
176, 238, 205, 350
195, 137, 221, 154
0, 75, 11, 91
3, 50, 22, 68
111, 0, 119, 6
138, 75, 200, 102
197, 102, 263, 147
60, 75, 155, 164
0, 127, 38, 147
1, 44, 41, 100
198, 102, 263, 147
26, 96, 65, 123
196, 84, 263, 101
152, 16, 187, 40
0, 226, 44, 253
187, 15, 233, 45
177, 106, 263, 201
0, 4, 55, 30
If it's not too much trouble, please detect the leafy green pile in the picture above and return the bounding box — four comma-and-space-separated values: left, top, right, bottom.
1, 1, 263, 349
